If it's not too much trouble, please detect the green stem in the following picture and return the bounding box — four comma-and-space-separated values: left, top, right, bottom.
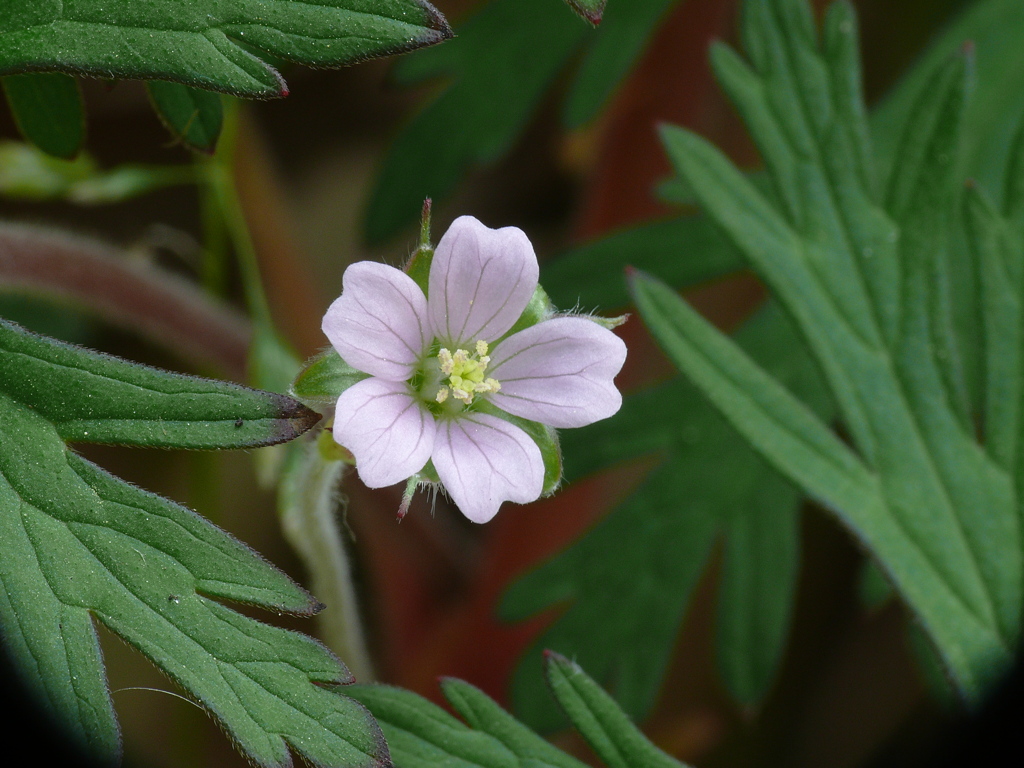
200, 99, 274, 334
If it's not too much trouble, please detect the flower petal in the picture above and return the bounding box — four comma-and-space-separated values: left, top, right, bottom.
323, 261, 430, 380
333, 378, 435, 488
488, 317, 626, 428
428, 216, 539, 345
432, 413, 544, 523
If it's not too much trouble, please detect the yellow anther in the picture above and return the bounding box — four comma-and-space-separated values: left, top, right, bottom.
434, 339, 501, 405
438, 348, 454, 375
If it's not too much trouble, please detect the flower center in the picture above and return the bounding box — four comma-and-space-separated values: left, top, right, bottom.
435, 340, 501, 405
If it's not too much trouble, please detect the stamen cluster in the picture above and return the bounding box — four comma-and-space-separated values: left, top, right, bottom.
436, 341, 501, 404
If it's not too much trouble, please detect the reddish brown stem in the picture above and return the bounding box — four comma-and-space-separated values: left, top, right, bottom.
0, 222, 251, 379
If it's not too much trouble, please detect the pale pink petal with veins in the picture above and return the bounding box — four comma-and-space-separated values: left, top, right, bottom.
428, 215, 538, 345
323, 261, 430, 381
431, 413, 544, 523
488, 317, 626, 428
333, 378, 435, 488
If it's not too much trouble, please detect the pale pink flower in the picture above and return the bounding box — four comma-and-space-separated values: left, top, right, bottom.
322, 215, 626, 523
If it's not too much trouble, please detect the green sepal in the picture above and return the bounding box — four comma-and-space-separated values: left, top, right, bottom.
404, 198, 436, 294
476, 400, 562, 495
405, 244, 434, 297
291, 348, 370, 411
417, 460, 441, 485
501, 284, 557, 340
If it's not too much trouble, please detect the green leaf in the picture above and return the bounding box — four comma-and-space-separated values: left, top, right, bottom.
651, 0, 1019, 699
440, 678, 587, 768
871, 0, 1024, 205
563, 0, 678, 128
0, 319, 387, 767
540, 215, 744, 311
543, 652, 688, 768
347, 680, 587, 768
0, 0, 452, 98
353, 660, 691, 768
1, 72, 83, 158
0, 325, 387, 768
629, 270, 875, 528
146, 81, 223, 153
963, 114, 1024, 582
503, 304, 827, 726
364, 0, 587, 242
504, 0, 1024, 726
562, 0, 607, 26
0, 318, 317, 449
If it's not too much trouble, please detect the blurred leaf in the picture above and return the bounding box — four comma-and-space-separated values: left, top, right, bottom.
367, 0, 690, 242
563, 0, 679, 128
0, 318, 386, 766
147, 81, 223, 153
365, 0, 587, 243
650, 0, 1018, 699
0, 0, 452, 98
502, 304, 831, 727
872, 0, 1024, 204
857, 560, 895, 611
1, 72, 83, 158
543, 652, 688, 768
541, 215, 744, 310
249, 324, 301, 395
0, 141, 194, 202
0, 223, 251, 378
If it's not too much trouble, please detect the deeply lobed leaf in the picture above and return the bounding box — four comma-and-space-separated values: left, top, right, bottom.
0, 318, 390, 766
648, 0, 1020, 698
503, 0, 1024, 727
